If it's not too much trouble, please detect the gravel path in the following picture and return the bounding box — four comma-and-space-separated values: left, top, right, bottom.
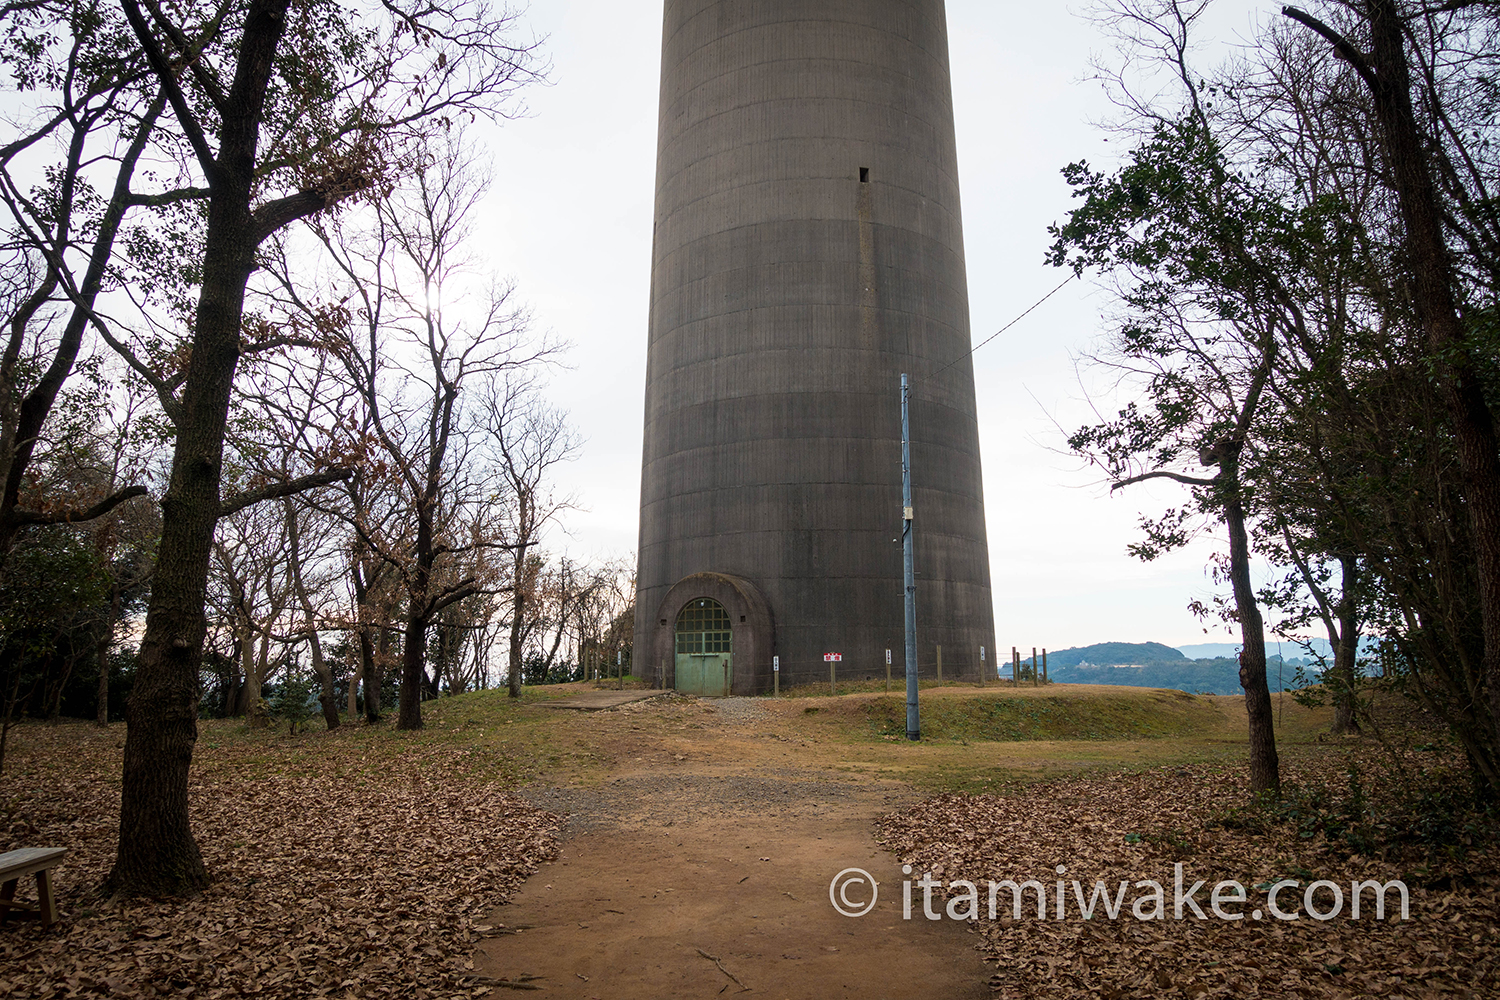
608, 692, 770, 723
709, 696, 772, 723
522, 771, 862, 835
522, 696, 862, 835
480, 690, 994, 999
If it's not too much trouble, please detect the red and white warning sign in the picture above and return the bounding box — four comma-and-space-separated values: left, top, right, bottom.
823, 653, 842, 662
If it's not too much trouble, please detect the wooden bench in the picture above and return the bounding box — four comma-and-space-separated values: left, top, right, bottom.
0, 847, 67, 928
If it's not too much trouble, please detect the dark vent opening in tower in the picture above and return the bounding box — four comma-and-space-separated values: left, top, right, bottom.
859, 166, 869, 182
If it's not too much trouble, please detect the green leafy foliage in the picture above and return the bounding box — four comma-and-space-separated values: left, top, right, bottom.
269, 669, 317, 735
1051, 3, 1500, 789
0, 526, 110, 660
1218, 762, 1498, 864
523, 652, 580, 686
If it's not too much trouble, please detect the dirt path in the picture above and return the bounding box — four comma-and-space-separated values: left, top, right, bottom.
474, 695, 993, 999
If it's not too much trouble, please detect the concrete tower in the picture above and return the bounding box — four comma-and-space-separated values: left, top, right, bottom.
636, 0, 995, 693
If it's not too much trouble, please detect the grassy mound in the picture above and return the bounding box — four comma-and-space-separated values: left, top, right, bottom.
799, 685, 1228, 742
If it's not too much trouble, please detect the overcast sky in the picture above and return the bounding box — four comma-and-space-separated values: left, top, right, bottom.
473, 1, 1274, 652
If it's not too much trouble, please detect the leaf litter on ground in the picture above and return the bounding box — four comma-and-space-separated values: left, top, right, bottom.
1, 720, 559, 999
877, 748, 1499, 999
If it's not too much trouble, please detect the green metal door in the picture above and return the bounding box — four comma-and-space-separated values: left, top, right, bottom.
674, 598, 732, 696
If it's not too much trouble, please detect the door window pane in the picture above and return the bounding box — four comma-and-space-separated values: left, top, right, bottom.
675, 598, 731, 654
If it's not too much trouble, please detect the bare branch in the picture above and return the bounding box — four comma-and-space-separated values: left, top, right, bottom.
1280, 7, 1380, 92
125, 186, 212, 208
1111, 470, 1218, 491
251, 188, 352, 246
220, 468, 353, 517
118, 0, 220, 182
10, 485, 150, 527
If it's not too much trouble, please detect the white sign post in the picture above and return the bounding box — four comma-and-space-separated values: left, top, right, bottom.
824, 653, 841, 696
773, 655, 780, 697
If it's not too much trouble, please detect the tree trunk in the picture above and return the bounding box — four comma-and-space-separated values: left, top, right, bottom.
508, 582, 526, 698
284, 498, 338, 729
95, 652, 111, 727
0, 671, 26, 776
106, 0, 294, 900
360, 624, 382, 723
396, 505, 434, 729
1226, 483, 1280, 795
46, 653, 77, 723
348, 657, 360, 718
352, 547, 381, 723
312, 635, 338, 730
247, 628, 269, 729
507, 495, 532, 699
398, 608, 426, 729
225, 639, 245, 719
541, 601, 567, 677
95, 576, 121, 726
1331, 554, 1360, 736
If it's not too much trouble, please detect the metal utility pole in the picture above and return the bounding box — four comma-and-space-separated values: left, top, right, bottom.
902, 374, 920, 740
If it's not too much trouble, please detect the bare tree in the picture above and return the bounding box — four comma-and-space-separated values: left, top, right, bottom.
530, 557, 594, 682
100, 0, 542, 896
491, 383, 580, 698
89, 382, 161, 727
235, 348, 353, 730
0, 3, 156, 560
282, 141, 557, 728
209, 502, 293, 727
281, 495, 342, 729
346, 496, 402, 722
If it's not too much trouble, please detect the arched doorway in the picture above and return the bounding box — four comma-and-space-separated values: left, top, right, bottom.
648, 573, 773, 695
675, 597, 732, 696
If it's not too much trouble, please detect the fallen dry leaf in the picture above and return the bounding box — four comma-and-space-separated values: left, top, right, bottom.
1, 721, 559, 999
877, 750, 1499, 999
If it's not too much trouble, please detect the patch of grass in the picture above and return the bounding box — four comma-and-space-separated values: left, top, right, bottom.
185, 685, 588, 787
898, 740, 1246, 795
779, 677, 1006, 697
1213, 757, 1499, 864
838, 688, 1226, 742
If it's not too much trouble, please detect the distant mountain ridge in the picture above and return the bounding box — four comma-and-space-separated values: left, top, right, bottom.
1177, 638, 1376, 660
1046, 641, 1186, 668
1040, 641, 1303, 695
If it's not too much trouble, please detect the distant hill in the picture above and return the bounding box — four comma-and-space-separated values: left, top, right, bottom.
1176, 638, 1378, 661
1042, 641, 1301, 695
1045, 642, 1186, 668
1175, 642, 1247, 659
